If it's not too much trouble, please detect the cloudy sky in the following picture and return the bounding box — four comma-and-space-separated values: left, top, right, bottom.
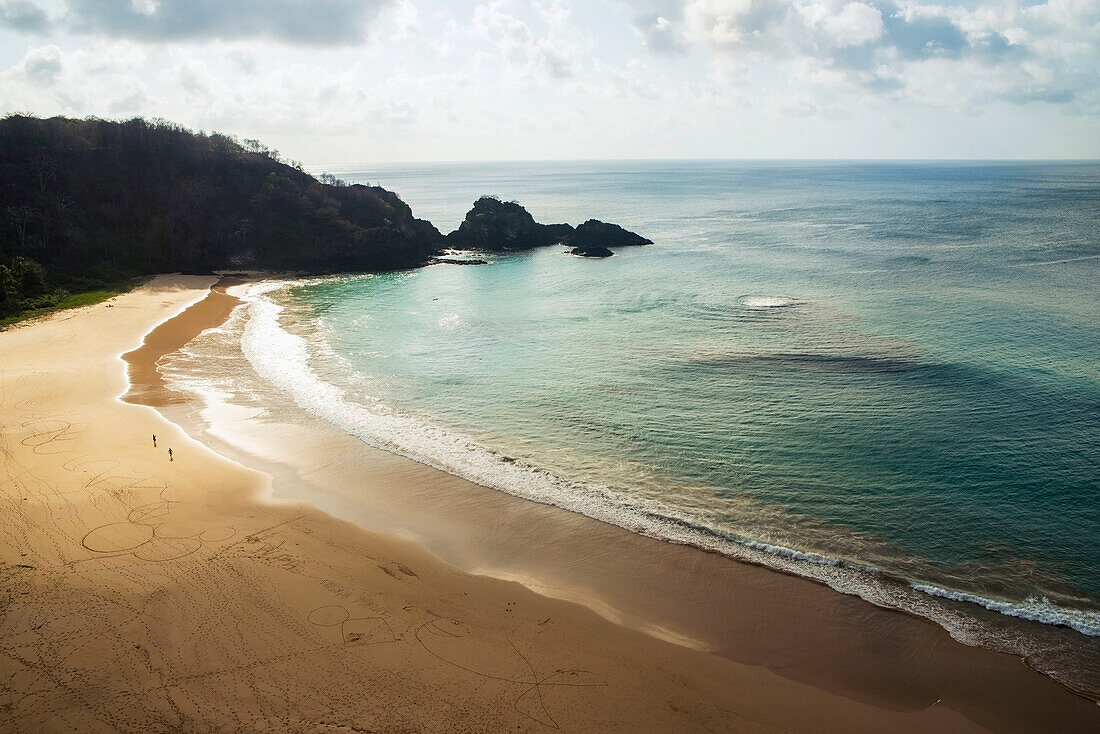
1, 0, 1097, 163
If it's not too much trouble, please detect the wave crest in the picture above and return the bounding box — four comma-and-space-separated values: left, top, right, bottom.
911, 584, 1100, 637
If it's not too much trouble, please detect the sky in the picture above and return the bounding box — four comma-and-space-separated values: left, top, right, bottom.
0, 0, 1097, 163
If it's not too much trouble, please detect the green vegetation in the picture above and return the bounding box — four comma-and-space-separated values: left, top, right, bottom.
0, 114, 444, 323
0, 280, 138, 328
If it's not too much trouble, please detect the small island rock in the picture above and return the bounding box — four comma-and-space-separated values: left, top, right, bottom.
561, 220, 652, 248
569, 246, 614, 258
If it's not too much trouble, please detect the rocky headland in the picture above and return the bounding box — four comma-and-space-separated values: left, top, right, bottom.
0, 116, 651, 322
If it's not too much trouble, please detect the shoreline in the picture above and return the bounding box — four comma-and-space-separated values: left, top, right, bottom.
194, 277, 1100, 703
121, 276, 244, 407
0, 275, 1094, 732
155, 279, 1099, 726
237, 277, 1100, 678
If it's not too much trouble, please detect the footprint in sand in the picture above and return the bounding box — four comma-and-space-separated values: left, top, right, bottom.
415, 617, 607, 730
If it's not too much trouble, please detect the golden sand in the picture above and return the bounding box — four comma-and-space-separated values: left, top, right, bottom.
0, 275, 1094, 732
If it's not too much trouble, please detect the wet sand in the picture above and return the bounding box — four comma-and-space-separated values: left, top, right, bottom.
121, 277, 242, 406
0, 274, 1096, 732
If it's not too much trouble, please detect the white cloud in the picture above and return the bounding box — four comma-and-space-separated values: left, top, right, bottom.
107, 81, 151, 114
384, 0, 422, 41
660, 0, 1099, 111
0, 0, 1095, 160
684, 0, 789, 50
466, 0, 592, 83
632, 13, 687, 53
808, 2, 883, 48
19, 44, 62, 82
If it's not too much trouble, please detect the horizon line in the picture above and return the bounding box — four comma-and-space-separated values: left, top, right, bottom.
303, 157, 1100, 170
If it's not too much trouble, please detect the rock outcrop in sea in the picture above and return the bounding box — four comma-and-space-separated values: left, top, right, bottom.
445, 197, 563, 251
568, 246, 614, 258
445, 196, 650, 256
562, 219, 653, 248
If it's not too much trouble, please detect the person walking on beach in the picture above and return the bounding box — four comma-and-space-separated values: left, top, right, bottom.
152, 434, 157, 447
168, 448, 173, 462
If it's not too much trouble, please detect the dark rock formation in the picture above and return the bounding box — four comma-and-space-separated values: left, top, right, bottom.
445, 197, 650, 256
569, 246, 614, 258
562, 219, 652, 248
544, 223, 576, 241
445, 196, 564, 251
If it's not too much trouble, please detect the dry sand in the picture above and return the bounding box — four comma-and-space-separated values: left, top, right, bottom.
0, 274, 1096, 732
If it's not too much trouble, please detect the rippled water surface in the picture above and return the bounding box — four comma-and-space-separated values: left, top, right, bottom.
175, 161, 1100, 692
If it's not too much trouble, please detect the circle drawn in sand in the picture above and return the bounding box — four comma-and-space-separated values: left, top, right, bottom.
308, 605, 350, 627
133, 535, 203, 562
199, 527, 236, 543
82, 522, 155, 552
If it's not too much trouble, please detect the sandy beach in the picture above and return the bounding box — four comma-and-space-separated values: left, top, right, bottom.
1, 275, 1096, 733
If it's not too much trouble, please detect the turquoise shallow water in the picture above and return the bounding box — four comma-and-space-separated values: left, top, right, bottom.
189, 161, 1100, 688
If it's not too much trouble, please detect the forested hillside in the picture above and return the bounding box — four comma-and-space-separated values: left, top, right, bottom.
0, 115, 442, 318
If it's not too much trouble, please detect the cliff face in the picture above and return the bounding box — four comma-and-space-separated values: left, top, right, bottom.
0, 115, 443, 291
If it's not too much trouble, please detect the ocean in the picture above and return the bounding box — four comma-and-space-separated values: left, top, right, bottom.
165, 160, 1100, 695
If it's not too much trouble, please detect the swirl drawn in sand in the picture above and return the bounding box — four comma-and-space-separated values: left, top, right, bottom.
415, 617, 607, 730
13, 396, 48, 415
20, 419, 84, 455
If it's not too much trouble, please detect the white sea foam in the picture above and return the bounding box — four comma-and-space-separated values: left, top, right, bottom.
236, 280, 1100, 663
238, 283, 887, 582
911, 584, 1100, 637
435, 312, 467, 331
739, 295, 797, 309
